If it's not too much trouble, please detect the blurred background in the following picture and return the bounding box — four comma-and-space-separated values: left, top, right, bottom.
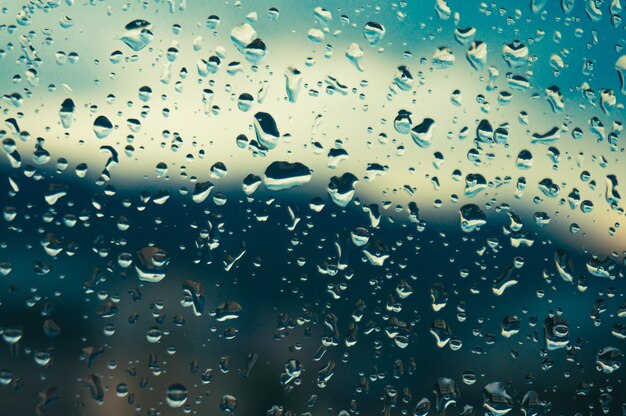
0, 0, 625, 414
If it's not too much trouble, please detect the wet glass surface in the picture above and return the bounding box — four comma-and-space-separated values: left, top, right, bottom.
0, 0, 625, 415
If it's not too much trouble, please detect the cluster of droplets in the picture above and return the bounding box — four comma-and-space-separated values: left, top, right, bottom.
1, 0, 626, 415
